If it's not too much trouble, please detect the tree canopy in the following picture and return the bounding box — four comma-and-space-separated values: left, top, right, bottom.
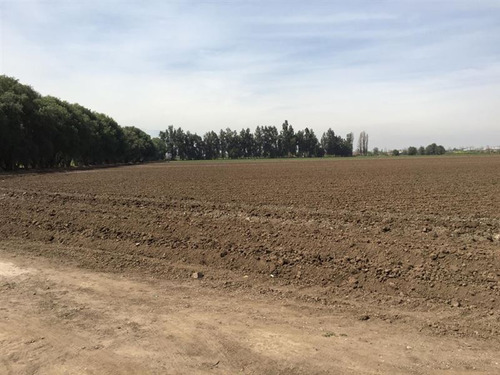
1, 75, 454, 169
158, 119, 356, 161
158, 123, 354, 160
0, 75, 164, 170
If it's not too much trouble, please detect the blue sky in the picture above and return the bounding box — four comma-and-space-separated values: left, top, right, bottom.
1, 0, 499, 149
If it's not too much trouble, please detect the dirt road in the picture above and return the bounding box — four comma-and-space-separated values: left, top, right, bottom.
1, 245, 499, 375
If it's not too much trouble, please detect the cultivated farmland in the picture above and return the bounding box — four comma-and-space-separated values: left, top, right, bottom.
1, 156, 499, 374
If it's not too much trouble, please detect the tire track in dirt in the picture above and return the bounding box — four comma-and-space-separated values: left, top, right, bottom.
1, 250, 500, 374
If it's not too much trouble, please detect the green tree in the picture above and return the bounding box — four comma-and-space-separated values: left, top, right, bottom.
222, 128, 242, 159
184, 131, 204, 160
0, 75, 40, 169
425, 143, 446, 155
35, 96, 74, 167
254, 126, 263, 157
159, 125, 178, 160
240, 128, 255, 158
321, 128, 340, 156
122, 126, 156, 163
0, 75, 362, 168
261, 126, 279, 158
345, 132, 354, 156
321, 129, 351, 156
152, 137, 167, 160
279, 120, 296, 157
202, 131, 220, 159
94, 112, 125, 164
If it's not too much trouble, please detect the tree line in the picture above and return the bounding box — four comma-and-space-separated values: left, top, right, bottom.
1, 75, 360, 170
373, 143, 447, 156
407, 143, 446, 156
2, 74, 454, 170
160, 123, 355, 160
9, 75, 458, 170
0, 75, 165, 170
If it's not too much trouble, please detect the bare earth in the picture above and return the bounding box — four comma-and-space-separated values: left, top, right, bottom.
1, 249, 499, 375
1, 156, 499, 374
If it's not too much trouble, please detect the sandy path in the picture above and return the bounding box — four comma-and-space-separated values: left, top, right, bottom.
1, 249, 499, 375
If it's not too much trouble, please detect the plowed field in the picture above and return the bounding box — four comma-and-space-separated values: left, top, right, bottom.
1, 156, 499, 374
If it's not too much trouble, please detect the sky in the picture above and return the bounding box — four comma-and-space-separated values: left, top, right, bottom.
1, 0, 499, 150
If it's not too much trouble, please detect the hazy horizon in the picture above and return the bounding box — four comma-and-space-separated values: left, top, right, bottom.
1, 0, 499, 150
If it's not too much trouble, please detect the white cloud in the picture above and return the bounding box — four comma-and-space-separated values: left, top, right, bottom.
1, 0, 499, 148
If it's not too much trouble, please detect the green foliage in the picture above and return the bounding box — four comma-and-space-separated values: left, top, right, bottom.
260, 125, 280, 158
296, 128, 322, 157
0, 75, 163, 170
408, 146, 418, 155
1, 75, 367, 168
158, 122, 360, 160
321, 128, 352, 157
404, 143, 447, 156
152, 138, 167, 160
425, 143, 446, 155
280, 120, 296, 156
239, 128, 255, 158
122, 126, 156, 162
0, 76, 40, 170
203, 131, 220, 160
222, 128, 242, 159
1, 76, 456, 168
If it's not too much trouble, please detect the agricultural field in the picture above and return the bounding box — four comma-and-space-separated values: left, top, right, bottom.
1, 156, 499, 374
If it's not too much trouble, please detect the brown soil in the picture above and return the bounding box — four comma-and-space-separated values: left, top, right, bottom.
1, 156, 499, 374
